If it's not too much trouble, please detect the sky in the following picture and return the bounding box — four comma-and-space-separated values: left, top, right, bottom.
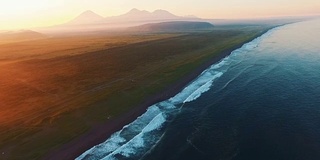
0, 0, 319, 30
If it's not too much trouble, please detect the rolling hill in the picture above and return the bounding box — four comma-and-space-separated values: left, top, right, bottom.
0, 30, 47, 43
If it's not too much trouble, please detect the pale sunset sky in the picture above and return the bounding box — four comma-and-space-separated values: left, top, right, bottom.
0, 0, 319, 30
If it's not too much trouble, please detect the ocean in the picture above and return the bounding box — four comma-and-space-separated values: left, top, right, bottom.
77, 19, 320, 160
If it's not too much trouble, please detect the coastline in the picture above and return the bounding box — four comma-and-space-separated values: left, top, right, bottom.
44, 28, 274, 160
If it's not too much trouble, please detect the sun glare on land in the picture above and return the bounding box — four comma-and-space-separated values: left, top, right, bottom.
0, 0, 66, 30
1, 0, 47, 14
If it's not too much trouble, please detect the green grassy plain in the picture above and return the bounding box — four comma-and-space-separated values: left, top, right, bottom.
0, 26, 271, 159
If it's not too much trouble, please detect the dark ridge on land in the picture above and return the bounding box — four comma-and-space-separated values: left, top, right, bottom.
44, 26, 275, 160
129, 21, 214, 32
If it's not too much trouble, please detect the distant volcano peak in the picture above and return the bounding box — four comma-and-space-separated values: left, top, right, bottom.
129, 8, 141, 12
68, 10, 104, 25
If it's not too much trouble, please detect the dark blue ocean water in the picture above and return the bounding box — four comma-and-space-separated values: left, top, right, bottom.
77, 19, 320, 160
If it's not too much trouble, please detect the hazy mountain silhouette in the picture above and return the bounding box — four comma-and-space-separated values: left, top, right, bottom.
66, 9, 198, 26
108, 8, 180, 22
67, 10, 104, 25
39, 9, 204, 34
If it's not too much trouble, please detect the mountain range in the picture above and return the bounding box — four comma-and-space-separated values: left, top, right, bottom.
36, 9, 206, 34
66, 8, 199, 26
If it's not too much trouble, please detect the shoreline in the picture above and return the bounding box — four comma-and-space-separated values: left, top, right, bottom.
44, 28, 273, 160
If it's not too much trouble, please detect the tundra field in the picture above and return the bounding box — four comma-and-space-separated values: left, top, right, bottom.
0, 25, 271, 159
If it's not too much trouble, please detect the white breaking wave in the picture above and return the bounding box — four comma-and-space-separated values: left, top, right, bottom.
170, 71, 223, 104
101, 113, 166, 159
76, 28, 278, 160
